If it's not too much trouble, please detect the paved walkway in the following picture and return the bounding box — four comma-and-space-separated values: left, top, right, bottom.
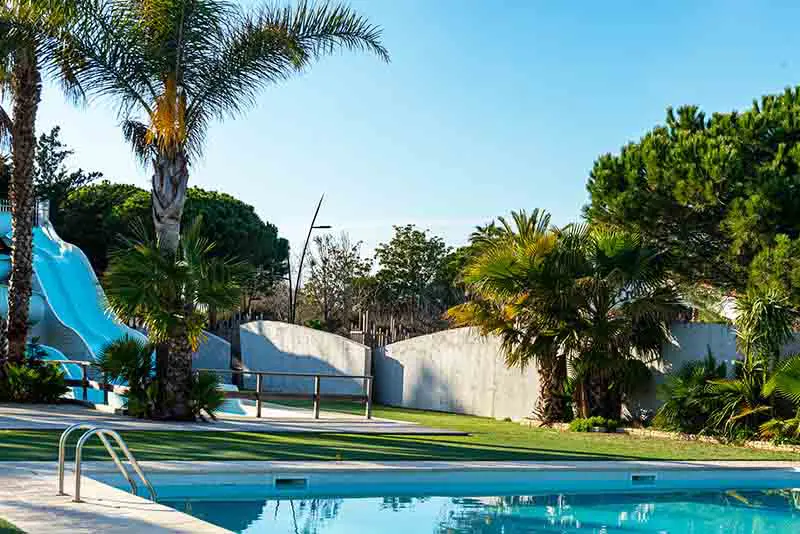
0, 463, 230, 533
0, 403, 465, 435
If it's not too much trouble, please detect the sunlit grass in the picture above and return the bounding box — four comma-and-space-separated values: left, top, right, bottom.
0, 403, 796, 462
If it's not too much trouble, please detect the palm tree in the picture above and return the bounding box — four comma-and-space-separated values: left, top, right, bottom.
705, 289, 798, 437
448, 209, 571, 423
556, 227, 684, 419
451, 218, 684, 423
68, 0, 388, 252
0, 0, 81, 362
104, 217, 248, 419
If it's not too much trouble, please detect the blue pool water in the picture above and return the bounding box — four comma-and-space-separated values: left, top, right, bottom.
163, 489, 800, 533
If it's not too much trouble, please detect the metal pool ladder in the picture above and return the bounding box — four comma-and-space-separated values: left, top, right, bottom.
57, 423, 157, 503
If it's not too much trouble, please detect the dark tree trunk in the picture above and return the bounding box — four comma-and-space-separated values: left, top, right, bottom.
154, 331, 194, 420
535, 355, 567, 423
6, 47, 41, 363
585, 372, 622, 420
152, 151, 189, 254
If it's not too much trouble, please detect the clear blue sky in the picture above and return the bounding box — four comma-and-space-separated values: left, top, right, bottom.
36, 0, 800, 254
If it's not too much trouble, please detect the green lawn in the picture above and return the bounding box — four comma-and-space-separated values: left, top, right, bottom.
1, 403, 798, 462
0, 518, 23, 534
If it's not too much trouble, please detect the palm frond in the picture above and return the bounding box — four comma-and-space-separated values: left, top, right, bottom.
764, 354, 800, 406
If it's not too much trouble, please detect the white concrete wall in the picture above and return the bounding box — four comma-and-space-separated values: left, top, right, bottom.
632, 323, 800, 411
240, 321, 370, 395
630, 322, 736, 411
374, 327, 540, 420
192, 331, 231, 374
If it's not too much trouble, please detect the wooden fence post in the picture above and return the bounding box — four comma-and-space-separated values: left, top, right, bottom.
313, 376, 321, 419
256, 374, 263, 418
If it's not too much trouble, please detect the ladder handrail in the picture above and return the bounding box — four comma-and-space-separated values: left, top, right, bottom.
59, 424, 137, 496
57, 425, 157, 503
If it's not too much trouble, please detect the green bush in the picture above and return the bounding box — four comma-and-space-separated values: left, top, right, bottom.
0, 360, 68, 403
568, 416, 619, 432
190, 371, 225, 420
97, 336, 225, 420
653, 349, 727, 434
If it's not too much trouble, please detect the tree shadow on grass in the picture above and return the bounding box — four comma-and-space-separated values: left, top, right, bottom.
1, 430, 792, 463
0, 430, 640, 462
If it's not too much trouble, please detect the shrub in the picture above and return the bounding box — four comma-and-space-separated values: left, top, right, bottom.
759, 412, 800, 444
190, 371, 225, 420
653, 349, 727, 434
569, 416, 619, 432
0, 353, 69, 403
97, 336, 225, 420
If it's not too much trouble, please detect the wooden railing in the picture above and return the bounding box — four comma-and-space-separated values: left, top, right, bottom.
46, 360, 374, 420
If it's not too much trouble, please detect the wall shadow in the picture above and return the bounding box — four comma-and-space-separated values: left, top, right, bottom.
241, 330, 365, 396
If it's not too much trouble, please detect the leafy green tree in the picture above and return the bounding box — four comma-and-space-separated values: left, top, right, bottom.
67, 0, 388, 254
181, 188, 288, 276
104, 218, 247, 420
304, 232, 371, 333
586, 90, 800, 298
56, 181, 147, 273
372, 225, 461, 330
34, 126, 102, 219
57, 183, 288, 276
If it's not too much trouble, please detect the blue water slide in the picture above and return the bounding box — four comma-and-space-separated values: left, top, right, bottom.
32, 220, 147, 359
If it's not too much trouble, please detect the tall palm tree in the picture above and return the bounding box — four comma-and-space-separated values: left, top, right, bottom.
448, 209, 571, 423
104, 217, 248, 419
0, 0, 81, 362
68, 0, 388, 252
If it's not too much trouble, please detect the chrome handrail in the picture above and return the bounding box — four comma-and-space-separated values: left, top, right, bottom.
58, 423, 137, 496
57, 425, 157, 503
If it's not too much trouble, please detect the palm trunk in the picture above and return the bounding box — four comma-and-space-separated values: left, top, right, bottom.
6, 47, 41, 363
158, 331, 194, 420
152, 150, 189, 254
535, 355, 567, 423
151, 150, 192, 418
586, 372, 620, 420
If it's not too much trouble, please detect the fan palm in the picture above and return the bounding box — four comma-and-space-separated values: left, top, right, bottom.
0, 0, 82, 362
448, 209, 571, 423
560, 227, 685, 419
67, 0, 388, 253
104, 216, 248, 419
451, 218, 684, 423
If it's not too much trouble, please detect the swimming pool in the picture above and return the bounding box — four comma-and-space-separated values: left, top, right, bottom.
88, 462, 800, 533
163, 489, 800, 533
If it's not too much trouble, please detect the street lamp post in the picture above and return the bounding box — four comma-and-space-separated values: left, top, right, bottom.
290, 194, 331, 323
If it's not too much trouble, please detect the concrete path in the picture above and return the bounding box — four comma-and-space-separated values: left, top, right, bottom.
0, 463, 230, 533
0, 403, 465, 435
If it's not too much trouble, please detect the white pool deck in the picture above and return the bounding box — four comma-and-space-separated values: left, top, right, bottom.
0, 462, 230, 533
2, 460, 800, 533
0, 403, 465, 434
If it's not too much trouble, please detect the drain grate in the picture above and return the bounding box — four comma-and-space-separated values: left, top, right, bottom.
630, 473, 657, 486
274, 477, 308, 490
